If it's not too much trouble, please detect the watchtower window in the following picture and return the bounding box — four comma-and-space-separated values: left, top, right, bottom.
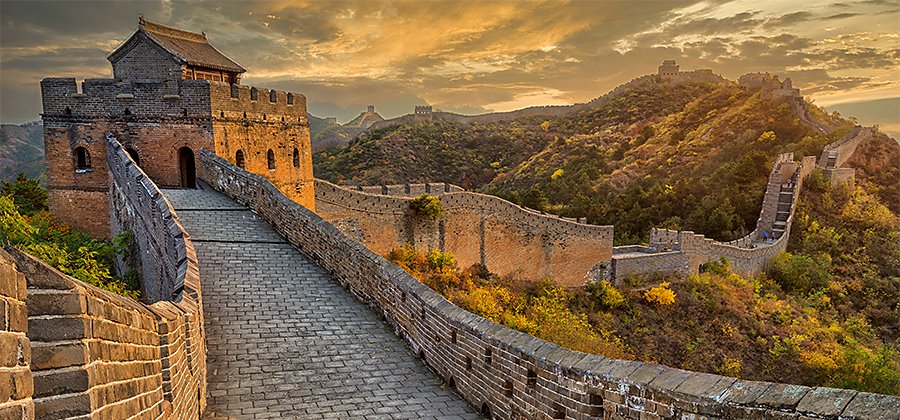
250, 87, 258, 101
74, 147, 91, 172
230, 83, 239, 99
292, 148, 300, 168
267, 149, 275, 170
235, 150, 245, 168
287, 93, 294, 105
270, 90, 277, 103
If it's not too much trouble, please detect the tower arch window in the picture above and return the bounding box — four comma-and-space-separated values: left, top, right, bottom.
292, 148, 300, 168
250, 87, 258, 101
235, 150, 246, 168
270, 90, 277, 103
267, 149, 276, 170
74, 147, 91, 173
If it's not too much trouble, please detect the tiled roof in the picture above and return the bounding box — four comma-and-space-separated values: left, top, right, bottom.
137, 18, 245, 73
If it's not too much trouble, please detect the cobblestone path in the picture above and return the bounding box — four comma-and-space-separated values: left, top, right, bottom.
163, 188, 479, 419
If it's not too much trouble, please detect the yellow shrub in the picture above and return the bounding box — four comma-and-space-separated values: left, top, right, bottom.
644, 281, 676, 305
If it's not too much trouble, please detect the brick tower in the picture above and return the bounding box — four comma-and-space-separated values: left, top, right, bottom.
41, 18, 315, 237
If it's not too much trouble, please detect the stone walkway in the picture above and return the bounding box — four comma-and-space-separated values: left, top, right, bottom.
163, 188, 479, 419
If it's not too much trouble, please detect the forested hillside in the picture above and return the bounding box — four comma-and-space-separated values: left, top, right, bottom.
314, 75, 863, 243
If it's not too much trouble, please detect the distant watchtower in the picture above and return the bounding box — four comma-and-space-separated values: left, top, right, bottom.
658, 60, 680, 78
414, 105, 433, 120
41, 18, 315, 237
345, 105, 384, 129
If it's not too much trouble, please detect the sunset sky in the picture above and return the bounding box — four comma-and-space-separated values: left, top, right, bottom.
1, 0, 898, 133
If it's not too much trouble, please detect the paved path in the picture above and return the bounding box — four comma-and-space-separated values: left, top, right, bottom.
163, 188, 479, 419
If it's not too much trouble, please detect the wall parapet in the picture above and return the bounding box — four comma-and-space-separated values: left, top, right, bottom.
199, 150, 896, 419
40, 77, 213, 119
314, 178, 613, 284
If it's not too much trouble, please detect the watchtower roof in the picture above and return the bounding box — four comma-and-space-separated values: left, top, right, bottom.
109, 17, 246, 73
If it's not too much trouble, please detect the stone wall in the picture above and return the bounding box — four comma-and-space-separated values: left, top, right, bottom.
819, 126, 873, 186
0, 251, 33, 419
314, 179, 613, 286
199, 151, 898, 419
1, 133, 207, 419
610, 250, 690, 282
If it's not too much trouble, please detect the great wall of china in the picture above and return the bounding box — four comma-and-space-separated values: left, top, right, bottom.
3, 124, 894, 418
4, 18, 897, 419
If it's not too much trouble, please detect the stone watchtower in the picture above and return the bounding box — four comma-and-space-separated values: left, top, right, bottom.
658, 60, 680, 77
414, 105, 433, 120
41, 18, 315, 237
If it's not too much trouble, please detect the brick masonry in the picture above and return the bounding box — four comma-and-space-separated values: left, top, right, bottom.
199, 151, 900, 419
0, 251, 33, 420
315, 179, 614, 286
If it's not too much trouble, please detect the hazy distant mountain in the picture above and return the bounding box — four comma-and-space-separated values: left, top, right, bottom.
0, 121, 44, 181
825, 98, 899, 140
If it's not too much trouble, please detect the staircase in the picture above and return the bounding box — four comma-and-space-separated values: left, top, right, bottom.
770, 169, 800, 240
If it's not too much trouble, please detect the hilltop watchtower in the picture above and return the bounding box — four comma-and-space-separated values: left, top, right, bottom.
658, 60, 680, 77
41, 18, 315, 237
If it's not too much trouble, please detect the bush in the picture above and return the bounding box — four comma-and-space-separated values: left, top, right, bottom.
1, 173, 47, 216
1, 194, 140, 299
700, 257, 731, 277
770, 252, 832, 294
644, 281, 676, 305
409, 194, 444, 220
587, 280, 625, 309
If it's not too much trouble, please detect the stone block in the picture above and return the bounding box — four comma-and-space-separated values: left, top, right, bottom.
27, 291, 86, 316
755, 383, 809, 410
0, 332, 19, 367
31, 342, 87, 371
7, 301, 27, 333
795, 387, 856, 417
719, 379, 770, 405
33, 367, 89, 397
28, 316, 89, 342
34, 391, 91, 419
840, 391, 900, 419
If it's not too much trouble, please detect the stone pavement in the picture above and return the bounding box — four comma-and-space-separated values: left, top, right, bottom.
163, 188, 480, 419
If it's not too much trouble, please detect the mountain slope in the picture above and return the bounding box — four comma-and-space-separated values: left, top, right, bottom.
314, 73, 857, 243
0, 121, 44, 181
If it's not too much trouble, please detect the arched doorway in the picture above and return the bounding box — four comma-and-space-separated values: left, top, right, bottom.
178, 147, 196, 188
126, 148, 140, 166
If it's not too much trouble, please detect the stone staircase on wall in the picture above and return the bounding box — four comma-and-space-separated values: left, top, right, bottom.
771, 170, 799, 240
